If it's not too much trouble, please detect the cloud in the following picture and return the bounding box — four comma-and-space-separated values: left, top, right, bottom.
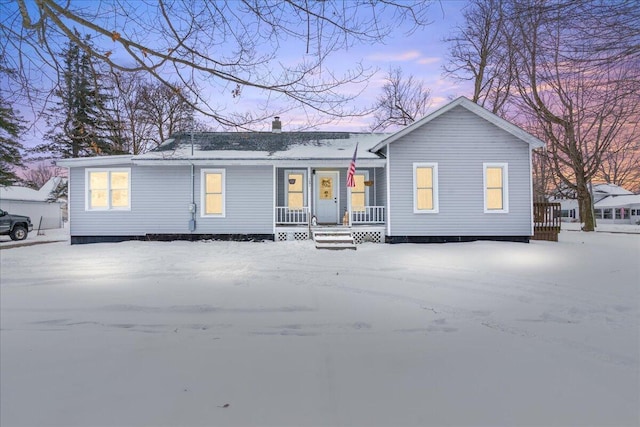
417, 57, 440, 65
366, 50, 422, 62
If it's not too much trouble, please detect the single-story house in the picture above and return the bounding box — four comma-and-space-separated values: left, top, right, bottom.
0, 177, 65, 230
56, 97, 545, 245
594, 194, 640, 224
553, 183, 635, 222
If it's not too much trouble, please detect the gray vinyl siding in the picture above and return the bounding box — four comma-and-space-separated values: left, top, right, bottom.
388, 105, 533, 236
196, 165, 273, 234
69, 164, 273, 236
375, 167, 386, 207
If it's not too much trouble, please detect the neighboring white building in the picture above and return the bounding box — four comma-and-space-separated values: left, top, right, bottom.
0, 177, 66, 230
594, 194, 640, 225
552, 183, 635, 223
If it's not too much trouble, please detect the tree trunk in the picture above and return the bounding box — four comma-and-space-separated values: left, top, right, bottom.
576, 178, 595, 231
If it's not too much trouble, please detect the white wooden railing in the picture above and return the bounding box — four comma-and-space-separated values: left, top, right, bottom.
276, 206, 310, 224
351, 206, 385, 224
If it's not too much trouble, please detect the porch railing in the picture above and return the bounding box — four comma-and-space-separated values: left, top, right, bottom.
276, 206, 310, 225
532, 202, 561, 242
351, 206, 385, 224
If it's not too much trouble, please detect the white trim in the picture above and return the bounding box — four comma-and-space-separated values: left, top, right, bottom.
529, 150, 535, 236
284, 169, 308, 209
413, 163, 439, 214
57, 155, 133, 168
314, 170, 340, 224
483, 163, 509, 213
386, 146, 392, 236
133, 158, 386, 168
200, 168, 226, 218
272, 165, 276, 235
307, 167, 312, 216
84, 168, 131, 211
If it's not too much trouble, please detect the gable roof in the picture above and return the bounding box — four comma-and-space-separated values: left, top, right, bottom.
370, 97, 546, 152
593, 183, 634, 197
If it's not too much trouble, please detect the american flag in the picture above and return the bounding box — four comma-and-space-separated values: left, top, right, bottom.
346, 143, 358, 187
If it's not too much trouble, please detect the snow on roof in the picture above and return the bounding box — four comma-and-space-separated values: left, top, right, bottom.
135, 132, 389, 161
0, 177, 66, 202
594, 194, 640, 208
592, 183, 634, 196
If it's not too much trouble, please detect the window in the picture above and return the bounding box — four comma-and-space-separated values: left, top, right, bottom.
603, 208, 612, 219
350, 172, 368, 212
285, 170, 306, 209
483, 163, 509, 213
616, 208, 628, 219
413, 163, 438, 213
201, 169, 225, 217
86, 169, 130, 210
594, 209, 603, 219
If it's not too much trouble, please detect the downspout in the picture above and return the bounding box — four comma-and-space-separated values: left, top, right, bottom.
189, 126, 197, 232
189, 163, 196, 232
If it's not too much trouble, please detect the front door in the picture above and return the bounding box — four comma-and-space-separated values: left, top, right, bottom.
315, 171, 340, 224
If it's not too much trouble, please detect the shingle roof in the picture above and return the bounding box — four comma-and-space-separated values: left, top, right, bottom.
156, 131, 353, 153
136, 131, 388, 161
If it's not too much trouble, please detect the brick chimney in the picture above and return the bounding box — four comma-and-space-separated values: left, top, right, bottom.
272, 117, 282, 133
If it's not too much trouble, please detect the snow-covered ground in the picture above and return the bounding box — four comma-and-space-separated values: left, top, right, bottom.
1, 230, 638, 426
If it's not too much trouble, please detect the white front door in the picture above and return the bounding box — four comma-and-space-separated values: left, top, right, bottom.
315, 171, 340, 224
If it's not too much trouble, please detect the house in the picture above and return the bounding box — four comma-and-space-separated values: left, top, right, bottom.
0, 177, 66, 230
594, 194, 640, 224
553, 183, 635, 222
56, 97, 545, 245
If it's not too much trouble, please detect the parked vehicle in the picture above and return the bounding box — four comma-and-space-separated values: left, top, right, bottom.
0, 209, 33, 241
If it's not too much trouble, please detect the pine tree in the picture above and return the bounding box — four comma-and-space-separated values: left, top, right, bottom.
0, 57, 26, 186
0, 101, 25, 186
38, 34, 125, 158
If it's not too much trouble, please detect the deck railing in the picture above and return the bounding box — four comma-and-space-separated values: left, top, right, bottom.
351, 206, 385, 224
532, 202, 561, 241
276, 206, 310, 224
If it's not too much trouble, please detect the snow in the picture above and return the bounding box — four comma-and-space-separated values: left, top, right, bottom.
594, 194, 640, 208
135, 133, 387, 161
1, 230, 639, 426
0, 177, 65, 202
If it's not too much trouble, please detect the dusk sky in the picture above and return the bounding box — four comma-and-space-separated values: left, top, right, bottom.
233, 1, 471, 132
11, 1, 472, 147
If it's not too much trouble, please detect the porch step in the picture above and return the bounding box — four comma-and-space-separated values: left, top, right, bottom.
313, 230, 357, 251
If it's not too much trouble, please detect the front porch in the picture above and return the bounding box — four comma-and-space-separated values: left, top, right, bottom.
273, 165, 386, 243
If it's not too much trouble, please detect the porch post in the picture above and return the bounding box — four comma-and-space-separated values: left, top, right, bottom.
347, 185, 352, 227
307, 167, 312, 221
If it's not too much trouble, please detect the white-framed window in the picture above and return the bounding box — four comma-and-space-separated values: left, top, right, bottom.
350, 171, 369, 212
85, 168, 130, 211
413, 163, 439, 213
483, 163, 509, 213
201, 169, 225, 217
284, 169, 307, 209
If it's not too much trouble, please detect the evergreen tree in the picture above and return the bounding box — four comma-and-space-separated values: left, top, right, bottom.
0, 59, 26, 187
38, 34, 125, 158
0, 100, 25, 186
